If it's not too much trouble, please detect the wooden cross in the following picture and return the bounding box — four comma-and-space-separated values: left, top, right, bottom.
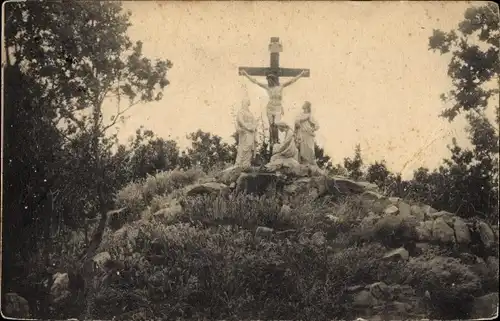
238, 37, 311, 80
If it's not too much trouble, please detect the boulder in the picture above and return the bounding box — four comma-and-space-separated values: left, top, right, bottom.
478, 221, 495, 249
93, 251, 112, 269
255, 226, 273, 239
453, 217, 471, 244
486, 256, 499, 276
3, 293, 30, 318
384, 205, 399, 215
352, 290, 379, 307
265, 159, 316, 177
50, 272, 70, 304
185, 182, 229, 197
361, 190, 385, 201
432, 218, 456, 243
415, 222, 433, 241
470, 292, 499, 319
421, 204, 437, 216
217, 166, 245, 185
311, 231, 326, 246
388, 197, 402, 205
236, 172, 280, 195
410, 205, 426, 221
397, 201, 412, 217
367, 282, 390, 300
429, 211, 455, 226
331, 176, 368, 194
383, 247, 409, 262
152, 199, 183, 223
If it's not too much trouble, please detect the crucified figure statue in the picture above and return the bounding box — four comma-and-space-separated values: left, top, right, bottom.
241, 70, 306, 145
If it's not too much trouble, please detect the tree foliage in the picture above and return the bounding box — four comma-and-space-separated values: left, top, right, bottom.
2, 1, 172, 313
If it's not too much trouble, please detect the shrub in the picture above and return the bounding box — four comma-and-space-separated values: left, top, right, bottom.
403, 256, 482, 318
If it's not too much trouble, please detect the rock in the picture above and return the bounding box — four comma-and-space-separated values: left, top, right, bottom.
347, 285, 365, 292
326, 214, 341, 224
368, 282, 390, 300
185, 182, 228, 197
217, 166, 245, 185
470, 292, 499, 319
478, 221, 495, 249
352, 290, 379, 307
388, 197, 402, 205
356, 181, 379, 191
486, 256, 499, 276
453, 217, 471, 244
255, 226, 273, 239
236, 172, 279, 195
383, 247, 409, 261
432, 218, 456, 243
93, 251, 112, 269
361, 190, 385, 201
283, 177, 323, 201
429, 211, 455, 226
384, 205, 399, 215
415, 221, 432, 241
50, 272, 70, 303
279, 204, 292, 218
410, 205, 426, 221
311, 231, 326, 246
265, 159, 313, 177
421, 204, 437, 216
152, 200, 183, 222
398, 201, 412, 217
332, 176, 368, 194
3, 293, 30, 318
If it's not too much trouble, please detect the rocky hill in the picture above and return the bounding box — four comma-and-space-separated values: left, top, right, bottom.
10, 165, 498, 320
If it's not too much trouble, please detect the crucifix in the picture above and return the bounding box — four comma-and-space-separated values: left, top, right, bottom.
238, 37, 310, 156
238, 37, 311, 79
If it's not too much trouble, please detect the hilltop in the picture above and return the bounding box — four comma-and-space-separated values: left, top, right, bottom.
34, 165, 499, 320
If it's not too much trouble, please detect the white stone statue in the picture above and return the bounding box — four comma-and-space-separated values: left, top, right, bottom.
294, 101, 319, 165
266, 121, 300, 168
234, 98, 257, 168
241, 70, 306, 145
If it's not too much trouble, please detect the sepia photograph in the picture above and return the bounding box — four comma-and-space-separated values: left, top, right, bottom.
1, 0, 499, 320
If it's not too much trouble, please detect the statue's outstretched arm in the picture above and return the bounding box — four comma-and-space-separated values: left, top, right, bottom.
242, 71, 267, 89
282, 70, 306, 88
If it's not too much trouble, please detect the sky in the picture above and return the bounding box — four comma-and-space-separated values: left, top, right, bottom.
102, 0, 495, 179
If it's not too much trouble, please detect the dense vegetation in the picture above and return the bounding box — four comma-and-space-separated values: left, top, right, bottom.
2, 1, 498, 320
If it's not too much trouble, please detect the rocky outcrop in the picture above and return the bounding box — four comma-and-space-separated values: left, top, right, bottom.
3, 293, 30, 318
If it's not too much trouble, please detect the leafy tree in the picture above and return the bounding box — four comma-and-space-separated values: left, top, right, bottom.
428, 3, 499, 221
185, 130, 237, 172
343, 144, 364, 180
365, 161, 391, 187
127, 127, 180, 179
3, 1, 172, 317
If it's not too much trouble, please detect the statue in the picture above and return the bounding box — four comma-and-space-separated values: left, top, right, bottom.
241, 70, 306, 145
234, 98, 257, 168
294, 101, 320, 166
266, 121, 300, 169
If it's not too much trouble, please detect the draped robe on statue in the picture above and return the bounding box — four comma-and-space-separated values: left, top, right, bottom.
234, 105, 257, 167
295, 112, 319, 165
267, 126, 300, 168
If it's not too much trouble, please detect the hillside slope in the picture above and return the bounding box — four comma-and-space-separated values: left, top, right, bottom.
45, 166, 499, 320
